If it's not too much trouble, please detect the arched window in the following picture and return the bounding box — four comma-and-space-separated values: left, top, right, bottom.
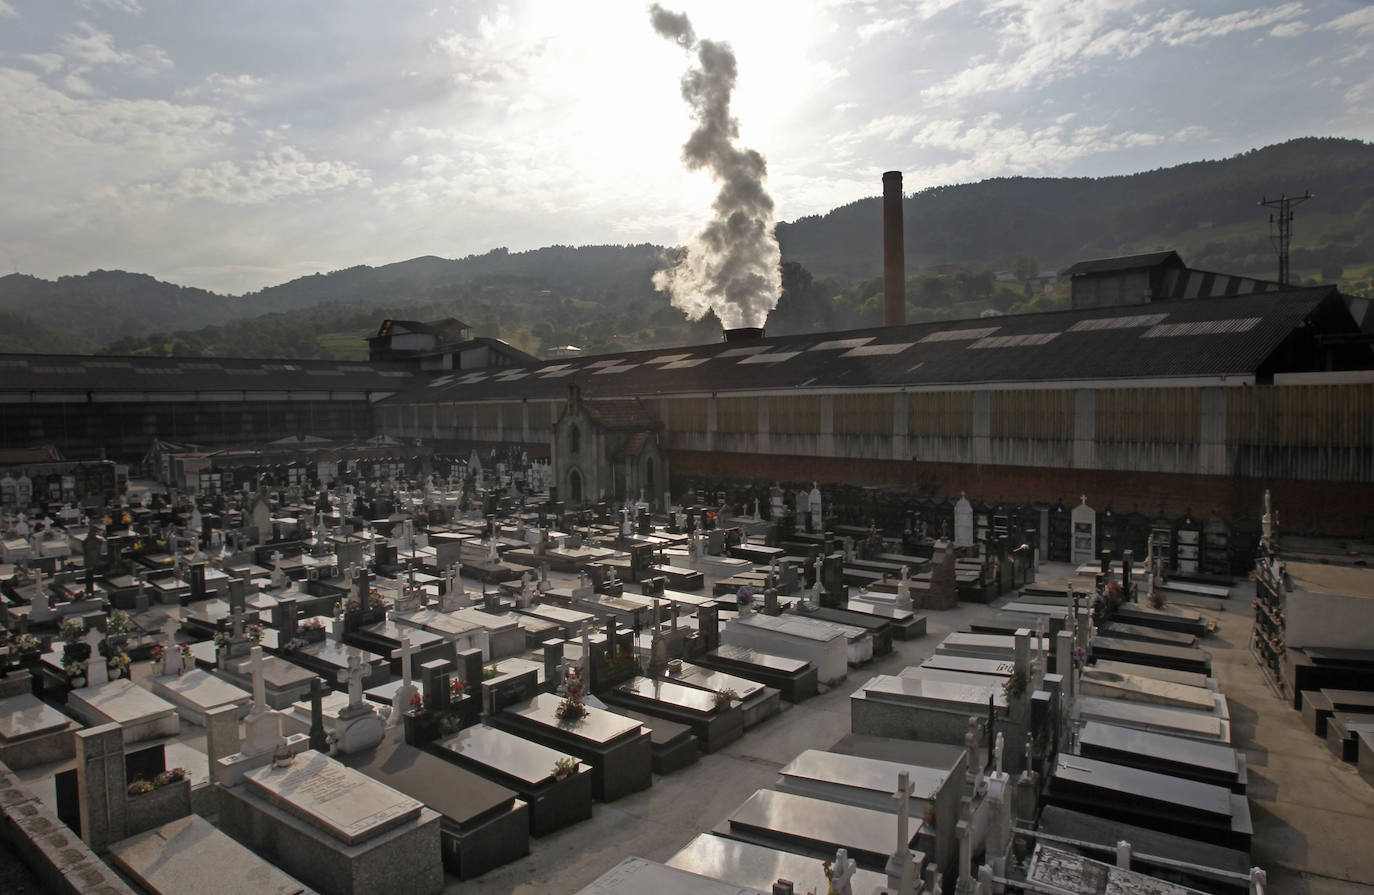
645, 457, 655, 492
569, 469, 583, 502
570, 424, 581, 455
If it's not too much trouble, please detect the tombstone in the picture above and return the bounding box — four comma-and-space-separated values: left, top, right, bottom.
205, 704, 241, 784
334, 653, 384, 753
954, 493, 975, 548
75, 723, 128, 853
885, 770, 918, 893
307, 677, 329, 752
84, 629, 109, 687
160, 619, 186, 677
808, 484, 823, 533
189, 564, 206, 601
764, 586, 779, 616
543, 640, 565, 691
1071, 496, 1097, 564
240, 647, 282, 757
274, 598, 298, 645
830, 848, 857, 895
389, 635, 420, 728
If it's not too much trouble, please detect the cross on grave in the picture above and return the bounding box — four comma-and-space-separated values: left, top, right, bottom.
247, 645, 267, 714
994, 731, 1005, 775
389, 635, 419, 728
830, 848, 857, 895
886, 770, 918, 894
955, 797, 975, 893
338, 653, 368, 711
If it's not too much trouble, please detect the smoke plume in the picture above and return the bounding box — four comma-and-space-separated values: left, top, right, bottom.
649, 4, 781, 331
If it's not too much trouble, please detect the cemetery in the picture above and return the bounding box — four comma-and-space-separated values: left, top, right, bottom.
0, 460, 1368, 895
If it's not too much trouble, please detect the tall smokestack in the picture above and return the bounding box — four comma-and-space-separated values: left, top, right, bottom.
883, 170, 905, 327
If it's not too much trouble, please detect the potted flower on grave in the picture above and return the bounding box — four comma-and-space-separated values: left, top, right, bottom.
551, 757, 577, 781
713, 688, 739, 711
482, 663, 500, 680
64, 660, 88, 687
1002, 666, 1028, 700
450, 679, 467, 699
212, 632, 229, 648
178, 643, 192, 667
409, 691, 424, 711
107, 652, 131, 679
59, 619, 85, 647
15, 634, 41, 668
245, 624, 263, 643
555, 666, 587, 723
150, 644, 165, 663
300, 618, 326, 642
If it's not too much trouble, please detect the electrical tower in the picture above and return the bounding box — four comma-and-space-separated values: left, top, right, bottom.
1258, 192, 1313, 285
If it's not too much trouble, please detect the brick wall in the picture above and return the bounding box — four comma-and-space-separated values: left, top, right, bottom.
667, 449, 1374, 537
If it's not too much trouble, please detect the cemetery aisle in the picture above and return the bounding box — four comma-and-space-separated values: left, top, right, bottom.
1198, 590, 1374, 894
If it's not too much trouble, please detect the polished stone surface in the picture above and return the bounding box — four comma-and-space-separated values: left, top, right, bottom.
710, 644, 808, 674
779, 749, 945, 802
438, 725, 580, 786
244, 751, 424, 846
668, 834, 888, 895
577, 857, 766, 895
109, 814, 313, 895
506, 693, 643, 745
616, 677, 721, 714
0, 694, 71, 741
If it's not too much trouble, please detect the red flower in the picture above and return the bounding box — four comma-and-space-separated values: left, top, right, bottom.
409, 692, 424, 709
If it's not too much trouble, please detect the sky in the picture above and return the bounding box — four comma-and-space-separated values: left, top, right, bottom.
1, 0, 1372, 295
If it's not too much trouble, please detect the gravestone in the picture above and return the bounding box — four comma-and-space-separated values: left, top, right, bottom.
334, 654, 384, 753
953, 493, 974, 549
75, 723, 127, 853
389, 635, 420, 729
1071, 497, 1097, 565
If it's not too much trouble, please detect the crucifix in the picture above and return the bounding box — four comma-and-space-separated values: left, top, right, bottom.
392, 634, 416, 688
830, 848, 857, 895
248, 645, 267, 714
338, 653, 368, 710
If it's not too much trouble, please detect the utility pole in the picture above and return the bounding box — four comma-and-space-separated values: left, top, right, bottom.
1259, 192, 1313, 286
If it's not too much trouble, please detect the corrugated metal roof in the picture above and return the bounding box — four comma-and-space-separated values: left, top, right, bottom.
0, 354, 418, 394
380, 287, 1343, 406
1061, 251, 1184, 277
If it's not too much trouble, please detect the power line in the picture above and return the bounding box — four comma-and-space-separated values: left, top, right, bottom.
1258, 192, 1313, 286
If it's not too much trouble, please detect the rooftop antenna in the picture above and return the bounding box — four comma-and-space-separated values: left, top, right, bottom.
1259, 192, 1313, 286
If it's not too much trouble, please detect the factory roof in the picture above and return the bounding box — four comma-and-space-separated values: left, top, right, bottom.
0, 354, 419, 395
381, 286, 1358, 405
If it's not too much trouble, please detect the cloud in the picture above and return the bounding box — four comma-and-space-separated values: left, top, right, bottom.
923, 0, 1310, 100
148, 146, 371, 205
19, 53, 64, 75
857, 17, 912, 42
1318, 5, 1374, 38
1269, 21, 1308, 37
176, 72, 265, 103
897, 113, 1210, 186
0, 1, 16, 19
34, 22, 173, 95
75, 0, 144, 12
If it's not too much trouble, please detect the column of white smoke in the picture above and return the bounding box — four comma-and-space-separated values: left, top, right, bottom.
649, 4, 781, 331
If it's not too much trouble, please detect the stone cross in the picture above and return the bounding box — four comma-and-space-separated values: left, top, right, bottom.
887, 770, 918, 894
994, 731, 1005, 774
894, 769, 915, 850
392, 634, 416, 686
956, 797, 974, 892
338, 653, 367, 710
830, 848, 857, 895
160, 618, 185, 676
248, 645, 267, 713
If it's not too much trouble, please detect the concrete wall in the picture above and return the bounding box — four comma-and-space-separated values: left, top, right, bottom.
1285, 590, 1374, 650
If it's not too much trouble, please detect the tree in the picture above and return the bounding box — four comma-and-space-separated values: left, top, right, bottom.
1012, 252, 1039, 283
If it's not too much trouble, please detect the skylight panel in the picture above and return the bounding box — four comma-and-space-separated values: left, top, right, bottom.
719, 345, 771, 357
968, 333, 1060, 349
739, 351, 801, 365
1141, 317, 1262, 338
843, 342, 914, 357
660, 358, 709, 370
648, 354, 692, 364
1067, 313, 1168, 332
811, 337, 875, 351
919, 327, 1000, 343
593, 363, 639, 375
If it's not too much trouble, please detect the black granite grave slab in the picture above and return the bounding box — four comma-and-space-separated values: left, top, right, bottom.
795, 607, 892, 657
342, 739, 529, 880
1326, 713, 1374, 763
696, 645, 818, 704
1089, 636, 1211, 675
435, 725, 593, 837
1037, 806, 1251, 894
1301, 690, 1336, 737
1048, 755, 1251, 851
1099, 622, 1197, 648
1112, 603, 1209, 636
487, 693, 652, 802
1078, 721, 1246, 793
718, 789, 922, 873
614, 708, 700, 775
839, 601, 926, 640
602, 676, 744, 753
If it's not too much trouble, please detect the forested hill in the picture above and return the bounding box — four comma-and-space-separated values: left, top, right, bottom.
778, 137, 1374, 283
0, 137, 1370, 358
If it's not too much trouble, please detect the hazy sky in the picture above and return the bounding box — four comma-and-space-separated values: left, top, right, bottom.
2, 0, 1371, 294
